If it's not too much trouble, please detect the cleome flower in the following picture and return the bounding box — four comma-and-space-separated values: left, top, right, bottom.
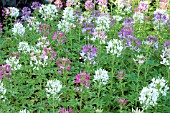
45, 79, 62, 98
106, 39, 124, 57
93, 68, 109, 85
39, 4, 58, 20
12, 22, 25, 36
139, 77, 169, 110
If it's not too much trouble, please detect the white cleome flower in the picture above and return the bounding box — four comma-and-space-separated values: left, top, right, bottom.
18, 42, 31, 53
0, 80, 7, 101
45, 79, 62, 98
95, 14, 111, 32
12, 22, 25, 36
62, 7, 74, 21
133, 12, 144, 23
27, 17, 41, 32
93, 68, 109, 85
106, 39, 124, 57
160, 47, 170, 65
139, 87, 159, 110
9, 7, 19, 17
5, 56, 21, 70
149, 77, 169, 96
139, 77, 169, 110
39, 4, 58, 20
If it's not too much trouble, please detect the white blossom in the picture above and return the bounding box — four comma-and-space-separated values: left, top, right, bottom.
139, 87, 159, 109
139, 77, 169, 110
39, 4, 58, 20
9, 7, 19, 17
106, 39, 124, 57
160, 47, 170, 65
133, 12, 144, 23
93, 68, 109, 85
27, 17, 41, 32
95, 14, 110, 32
5, 56, 21, 70
12, 22, 25, 36
46, 79, 62, 98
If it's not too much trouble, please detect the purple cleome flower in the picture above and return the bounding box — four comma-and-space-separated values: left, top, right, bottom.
31, 2, 42, 10
52, 31, 67, 46
0, 64, 12, 79
56, 58, 72, 74
21, 7, 31, 21
74, 71, 90, 89
80, 44, 98, 64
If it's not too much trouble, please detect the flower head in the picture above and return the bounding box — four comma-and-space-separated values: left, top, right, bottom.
75, 71, 90, 89
45, 79, 62, 98
93, 68, 109, 85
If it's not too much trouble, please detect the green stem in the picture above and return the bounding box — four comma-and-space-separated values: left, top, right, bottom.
120, 81, 124, 97
53, 96, 55, 113
97, 83, 101, 109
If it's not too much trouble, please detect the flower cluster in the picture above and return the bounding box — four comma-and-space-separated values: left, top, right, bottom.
27, 17, 41, 32
52, 31, 67, 46
56, 58, 72, 74
74, 71, 90, 89
21, 7, 31, 21
135, 1, 148, 13
139, 77, 169, 110
0, 80, 7, 101
126, 37, 141, 52
38, 24, 51, 37
30, 37, 56, 70
153, 9, 169, 28
5, 55, 21, 70
97, 0, 109, 13
12, 22, 25, 36
95, 14, 110, 32
54, 0, 63, 9
160, 40, 170, 65
85, 0, 94, 10
39, 4, 58, 20
57, 7, 75, 33
93, 68, 109, 85
0, 22, 3, 36
82, 22, 94, 34
118, 25, 134, 39
133, 12, 144, 23
31, 2, 41, 10
8, 7, 19, 17
117, 1, 132, 15
80, 44, 98, 64
18, 42, 38, 53
0, 64, 12, 79
45, 79, 62, 98
106, 39, 123, 57
91, 30, 107, 44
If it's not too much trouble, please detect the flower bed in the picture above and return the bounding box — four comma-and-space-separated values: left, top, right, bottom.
0, 0, 170, 113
